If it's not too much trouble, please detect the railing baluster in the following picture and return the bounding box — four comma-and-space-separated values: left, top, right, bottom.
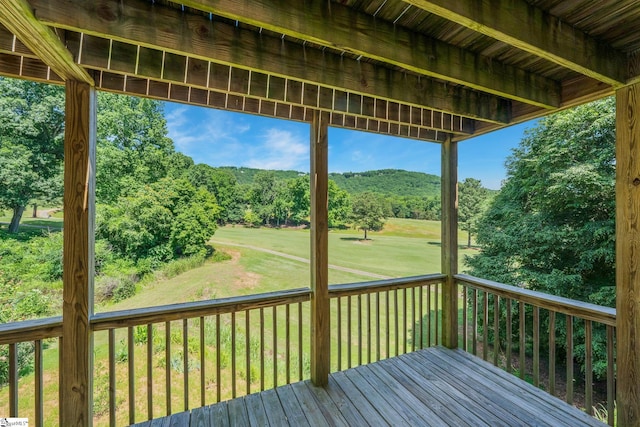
606, 324, 615, 426
260, 308, 265, 391
216, 314, 221, 403
519, 301, 525, 381
482, 291, 488, 361
128, 326, 135, 425
394, 289, 399, 356
419, 286, 424, 350
427, 286, 432, 348
548, 311, 556, 396
200, 316, 205, 406
246, 310, 251, 395
35, 339, 43, 427
347, 295, 352, 368
147, 324, 153, 420
109, 329, 116, 426
403, 288, 408, 355
165, 321, 172, 414
493, 294, 499, 366
435, 283, 440, 345
337, 297, 342, 371
183, 319, 189, 410
286, 304, 290, 384
231, 312, 236, 398
472, 288, 477, 355
585, 319, 593, 415
533, 306, 540, 388
367, 293, 372, 363
8, 343, 17, 417
298, 302, 303, 381
273, 306, 277, 387
376, 292, 381, 360
462, 286, 467, 351
566, 315, 573, 405
358, 294, 362, 366
505, 298, 512, 373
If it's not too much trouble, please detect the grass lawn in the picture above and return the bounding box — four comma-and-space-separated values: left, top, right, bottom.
3, 217, 477, 425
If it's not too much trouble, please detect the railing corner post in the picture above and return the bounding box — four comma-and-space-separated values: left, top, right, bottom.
441, 135, 459, 349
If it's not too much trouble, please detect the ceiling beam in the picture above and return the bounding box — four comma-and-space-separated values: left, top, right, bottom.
0, 0, 92, 84
29, 0, 511, 124
403, 0, 626, 87
177, 0, 559, 109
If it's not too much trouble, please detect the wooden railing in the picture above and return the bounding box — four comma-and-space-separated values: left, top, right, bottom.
1, 273, 615, 426
329, 274, 445, 371
0, 316, 62, 426
456, 274, 617, 426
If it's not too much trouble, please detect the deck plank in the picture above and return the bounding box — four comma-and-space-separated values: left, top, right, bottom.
419, 349, 573, 427
209, 400, 230, 427
244, 391, 269, 426
129, 347, 606, 427
190, 405, 211, 427
260, 388, 289, 426
276, 383, 311, 426
227, 397, 249, 426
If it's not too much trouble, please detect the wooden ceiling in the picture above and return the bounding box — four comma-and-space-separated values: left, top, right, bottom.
1, 0, 638, 143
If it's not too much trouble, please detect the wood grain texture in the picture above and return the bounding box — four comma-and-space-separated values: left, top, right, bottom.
310, 110, 330, 386
0, 0, 92, 83
29, 0, 511, 124
616, 83, 640, 427
61, 80, 96, 427
404, 0, 626, 86
179, 0, 559, 108
441, 136, 458, 348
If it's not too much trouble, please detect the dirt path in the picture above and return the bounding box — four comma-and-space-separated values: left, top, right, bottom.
210, 240, 391, 280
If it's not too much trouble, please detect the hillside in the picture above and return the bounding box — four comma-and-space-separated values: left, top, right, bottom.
329, 169, 440, 198
221, 167, 440, 198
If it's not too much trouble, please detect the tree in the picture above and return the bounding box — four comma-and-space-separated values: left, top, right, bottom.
351, 192, 386, 239
187, 164, 242, 223
96, 93, 175, 204
466, 98, 615, 378
458, 178, 489, 247
328, 180, 351, 228
0, 78, 65, 233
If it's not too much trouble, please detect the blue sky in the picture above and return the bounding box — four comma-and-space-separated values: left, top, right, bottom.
165, 102, 535, 190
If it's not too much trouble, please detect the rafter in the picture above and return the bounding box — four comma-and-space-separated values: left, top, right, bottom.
28, 0, 510, 124
0, 0, 92, 84
403, 0, 626, 87
177, 0, 559, 109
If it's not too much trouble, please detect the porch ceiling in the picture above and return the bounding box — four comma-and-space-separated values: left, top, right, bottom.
0, 0, 638, 142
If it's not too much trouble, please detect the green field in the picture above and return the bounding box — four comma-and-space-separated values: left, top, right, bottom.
3, 218, 474, 425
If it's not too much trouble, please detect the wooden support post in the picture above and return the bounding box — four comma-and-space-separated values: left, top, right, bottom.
616, 83, 640, 427
61, 80, 96, 426
310, 110, 329, 386
441, 135, 459, 348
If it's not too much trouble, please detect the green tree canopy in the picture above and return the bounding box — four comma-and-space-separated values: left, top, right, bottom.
0, 78, 65, 232
351, 192, 386, 239
458, 178, 489, 248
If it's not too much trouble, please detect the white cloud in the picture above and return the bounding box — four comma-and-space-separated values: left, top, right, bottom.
245, 128, 308, 170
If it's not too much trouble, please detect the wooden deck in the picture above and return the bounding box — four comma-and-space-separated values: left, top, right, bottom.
131, 347, 605, 427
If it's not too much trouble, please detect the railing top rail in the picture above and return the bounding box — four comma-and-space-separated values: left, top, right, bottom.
90, 287, 311, 331
329, 274, 446, 298
0, 316, 62, 345
455, 274, 616, 326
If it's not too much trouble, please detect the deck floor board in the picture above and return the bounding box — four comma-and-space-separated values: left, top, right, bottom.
132, 347, 606, 427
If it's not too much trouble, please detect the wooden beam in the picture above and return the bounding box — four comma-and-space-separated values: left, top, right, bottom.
61, 80, 96, 426
0, 0, 92, 84
404, 0, 626, 87
178, 0, 559, 109
29, 0, 511, 124
616, 82, 640, 427
441, 135, 458, 348
310, 110, 329, 386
